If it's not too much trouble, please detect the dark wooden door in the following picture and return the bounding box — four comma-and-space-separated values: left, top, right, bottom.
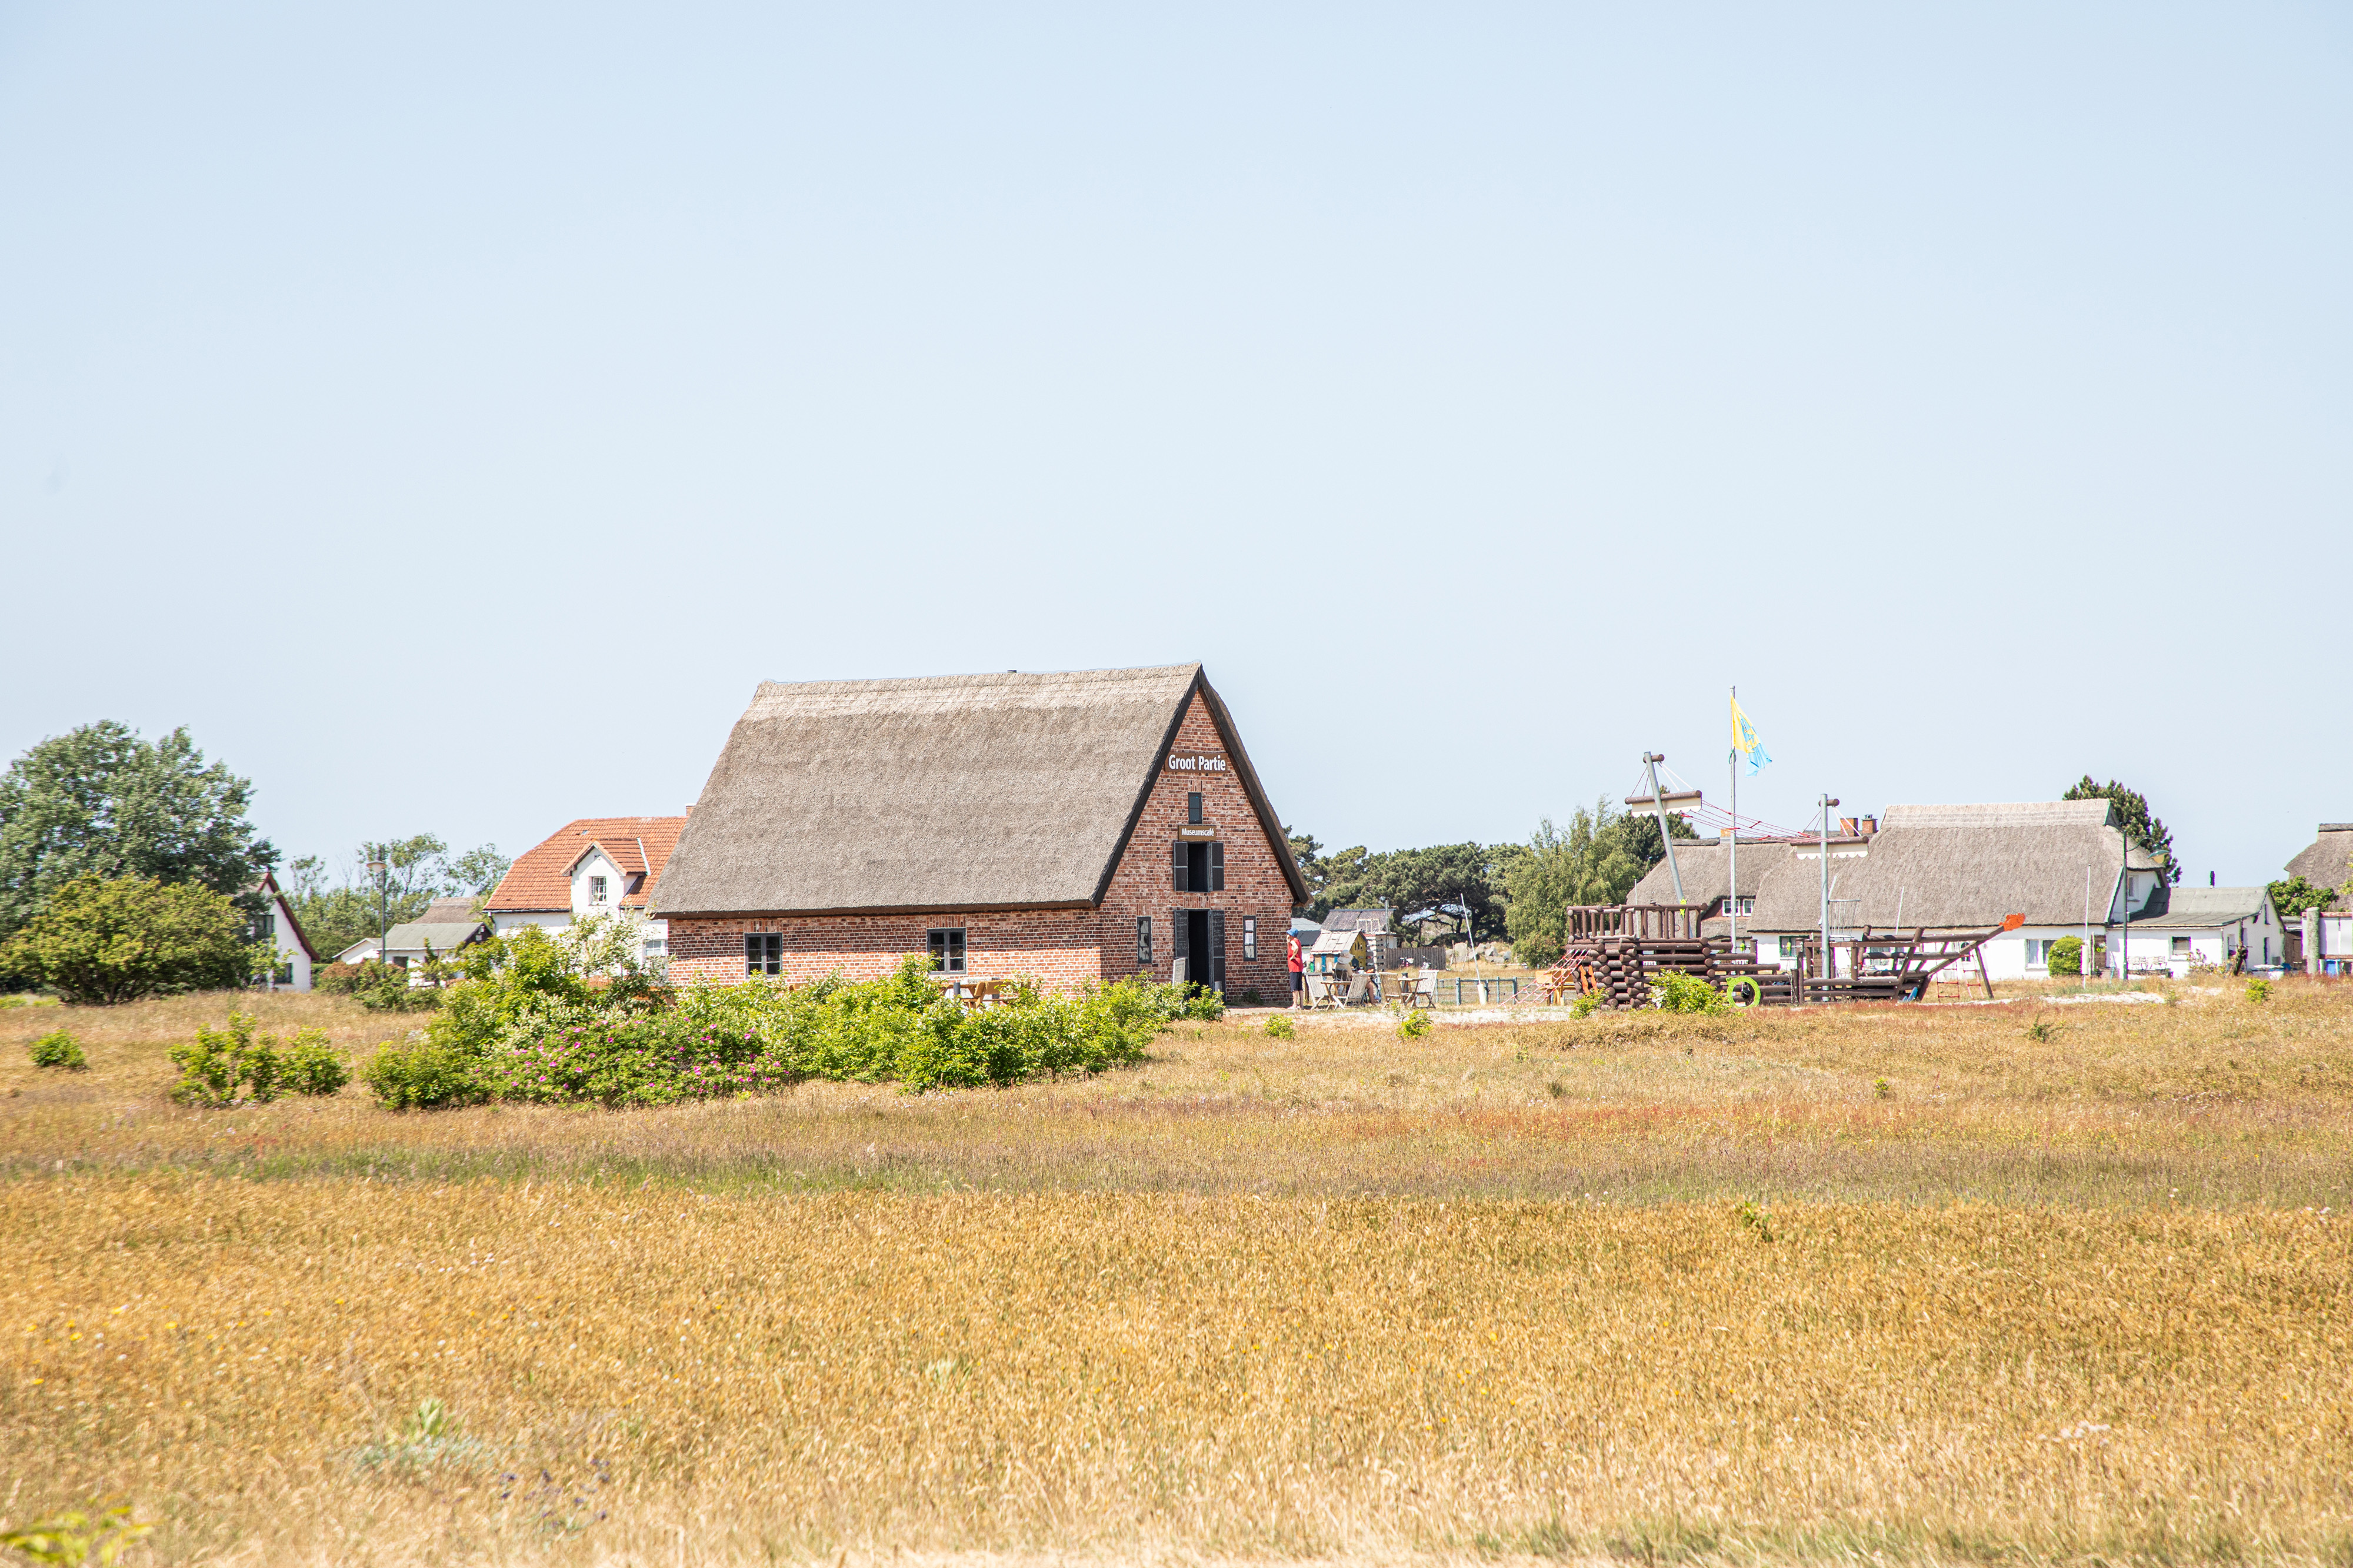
1185, 909, 1211, 986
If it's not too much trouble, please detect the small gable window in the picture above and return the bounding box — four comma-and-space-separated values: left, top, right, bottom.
589, 875, 608, 905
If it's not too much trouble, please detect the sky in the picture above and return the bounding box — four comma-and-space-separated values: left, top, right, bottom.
2, 4, 2347, 888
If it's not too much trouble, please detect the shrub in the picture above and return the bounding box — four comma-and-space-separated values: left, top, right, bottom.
314, 961, 365, 994
281, 1027, 348, 1096
169, 1014, 348, 1105
1569, 989, 1602, 1019
2046, 936, 2082, 978
28, 1028, 86, 1070
0, 875, 246, 1005
364, 1040, 482, 1110
169, 1013, 281, 1106
360, 950, 1187, 1110
2247, 978, 2272, 1003
1397, 1008, 1432, 1041
1652, 971, 1729, 1015
346, 960, 442, 1012
1263, 1013, 1295, 1039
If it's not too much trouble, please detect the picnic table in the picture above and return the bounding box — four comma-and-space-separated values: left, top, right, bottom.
933, 976, 1010, 1007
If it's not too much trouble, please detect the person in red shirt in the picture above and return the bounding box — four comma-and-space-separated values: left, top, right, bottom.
1287, 931, 1305, 1007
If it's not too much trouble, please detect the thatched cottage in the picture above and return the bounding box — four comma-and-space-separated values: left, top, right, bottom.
653, 664, 1308, 996
2279, 823, 2353, 972
1628, 800, 2284, 980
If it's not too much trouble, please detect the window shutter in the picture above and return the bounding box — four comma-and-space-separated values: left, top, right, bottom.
1208, 910, 1225, 989
1171, 910, 1188, 968
1209, 842, 1225, 892
1172, 841, 1187, 892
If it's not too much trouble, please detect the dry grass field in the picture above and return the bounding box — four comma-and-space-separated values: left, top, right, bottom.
4, 982, 2352, 1566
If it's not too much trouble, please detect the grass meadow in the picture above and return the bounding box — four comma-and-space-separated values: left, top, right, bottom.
4, 981, 2351, 1566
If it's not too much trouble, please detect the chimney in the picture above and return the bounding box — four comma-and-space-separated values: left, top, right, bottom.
1859, 816, 1878, 836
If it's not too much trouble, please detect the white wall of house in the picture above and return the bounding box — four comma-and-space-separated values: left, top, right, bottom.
489, 848, 669, 961
490, 912, 573, 936
2319, 913, 2353, 974
261, 894, 312, 991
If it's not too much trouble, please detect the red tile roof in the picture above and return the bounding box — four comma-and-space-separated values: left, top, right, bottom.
487, 816, 690, 913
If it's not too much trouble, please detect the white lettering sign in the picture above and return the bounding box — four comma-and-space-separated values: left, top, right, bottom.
1166, 752, 1229, 773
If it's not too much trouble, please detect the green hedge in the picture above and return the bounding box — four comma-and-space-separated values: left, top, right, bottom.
365, 936, 1211, 1109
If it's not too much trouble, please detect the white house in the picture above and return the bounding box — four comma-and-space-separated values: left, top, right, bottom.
382, 898, 490, 972
2118, 885, 2281, 976
485, 816, 688, 963
1627, 800, 2174, 982
245, 871, 319, 992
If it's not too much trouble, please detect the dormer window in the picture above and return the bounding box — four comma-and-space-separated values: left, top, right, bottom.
589, 875, 608, 905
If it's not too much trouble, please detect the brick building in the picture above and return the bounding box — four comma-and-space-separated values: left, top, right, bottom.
655, 664, 1309, 997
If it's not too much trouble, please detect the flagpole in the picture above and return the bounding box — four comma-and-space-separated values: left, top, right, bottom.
1728, 687, 1738, 958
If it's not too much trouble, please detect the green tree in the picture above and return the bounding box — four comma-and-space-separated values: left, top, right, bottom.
285, 835, 508, 959
1503, 799, 1698, 967
2267, 876, 2342, 920
2062, 776, 2178, 885
1283, 826, 1331, 907
1312, 842, 1515, 942
0, 875, 248, 1004
0, 722, 275, 943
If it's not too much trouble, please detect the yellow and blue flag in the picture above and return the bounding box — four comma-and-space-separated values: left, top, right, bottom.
1731, 695, 1770, 775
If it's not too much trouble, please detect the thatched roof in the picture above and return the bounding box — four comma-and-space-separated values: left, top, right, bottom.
1625, 839, 1793, 909
654, 664, 1307, 918
1624, 800, 2161, 931
1322, 908, 1394, 935
2282, 826, 2353, 903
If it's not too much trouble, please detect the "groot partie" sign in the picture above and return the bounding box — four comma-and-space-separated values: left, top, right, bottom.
1165, 752, 1229, 774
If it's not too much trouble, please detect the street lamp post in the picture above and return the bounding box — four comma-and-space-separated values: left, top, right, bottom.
1818, 795, 1840, 1003
366, 849, 388, 968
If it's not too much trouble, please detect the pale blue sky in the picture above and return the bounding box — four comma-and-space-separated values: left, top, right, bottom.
3, 4, 2346, 885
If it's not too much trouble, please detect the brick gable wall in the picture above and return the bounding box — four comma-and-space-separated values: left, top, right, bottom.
1091, 690, 1294, 1002
664, 689, 1297, 997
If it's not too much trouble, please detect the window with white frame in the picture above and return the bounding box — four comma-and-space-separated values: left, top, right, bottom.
589, 875, 608, 905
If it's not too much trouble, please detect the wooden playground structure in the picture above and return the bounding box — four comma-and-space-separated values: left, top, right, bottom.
1544, 905, 2024, 1009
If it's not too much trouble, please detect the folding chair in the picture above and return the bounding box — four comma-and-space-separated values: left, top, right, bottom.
1338, 972, 1371, 1006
